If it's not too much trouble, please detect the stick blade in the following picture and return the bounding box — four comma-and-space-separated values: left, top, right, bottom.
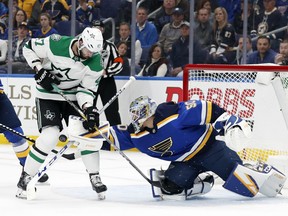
26, 180, 37, 200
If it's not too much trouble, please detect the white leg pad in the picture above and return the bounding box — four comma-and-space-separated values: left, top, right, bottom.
259, 168, 287, 197
223, 163, 287, 197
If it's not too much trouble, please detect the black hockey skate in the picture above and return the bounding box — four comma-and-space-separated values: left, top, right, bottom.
16, 171, 34, 199
89, 173, 107, 200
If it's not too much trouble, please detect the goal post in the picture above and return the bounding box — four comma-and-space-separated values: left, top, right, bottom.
183, 64, 288, 177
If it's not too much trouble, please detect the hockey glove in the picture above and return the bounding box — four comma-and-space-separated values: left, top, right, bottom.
83, 106, 100, 132
34, 69, 60, 91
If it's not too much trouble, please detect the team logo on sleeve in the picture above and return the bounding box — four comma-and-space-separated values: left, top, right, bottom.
50, 34, 62, 41
185, 100, 197, 109
148, 137, 173, 157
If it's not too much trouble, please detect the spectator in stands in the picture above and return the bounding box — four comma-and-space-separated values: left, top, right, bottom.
217, 0, 241, 23
116, 41, 131, 76
114, 22, 142, 66
209, 7, 237, 64
76, 0, 101, 28
176, 0, 190, 20
277, 0, 288, 23
0, 2, 8, 24
158, 7, 184, 57
33, 13, 58, 38
252, 0, 286, 52
17, 0, 37, 19
153, 0, 178, 34
233, 0, 256, 35
13, 9, 28, 32
139, 0, 163, 12
41, 0, 70, 26
170, 21, 209, 77
274, 39, 288, 65
234, 35, 254, 65
0, 21, 7, 40
98, 0, 122, 26
247, 35, 277, 64
137, 43, 169, 77
0, 39, 7, 65
136, 6, 158, 50
12, 0, 20, 17
194, 7, 213, 51
195, 0, 214, 25
27, 0, 43, 28
11, 22, 34, 73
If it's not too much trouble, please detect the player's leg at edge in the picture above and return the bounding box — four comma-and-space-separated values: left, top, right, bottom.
2, 127, 49, 184
149, 169, 214, 200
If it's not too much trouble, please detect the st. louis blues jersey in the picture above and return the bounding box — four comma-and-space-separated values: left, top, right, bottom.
0, 79, 3, 92
110, 100, 225, 162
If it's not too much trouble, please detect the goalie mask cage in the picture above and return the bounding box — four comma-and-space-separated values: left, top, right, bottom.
183, 64, 288, 165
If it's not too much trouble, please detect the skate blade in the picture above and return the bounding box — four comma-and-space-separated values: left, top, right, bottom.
16, 188, 27, 200
98, 192, 106, 200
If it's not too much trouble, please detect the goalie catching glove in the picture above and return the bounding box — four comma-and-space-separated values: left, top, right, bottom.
212, 112, 252, 151
213, 112, 251, 136
34, 68, 60, 91
83, 106, 100, 132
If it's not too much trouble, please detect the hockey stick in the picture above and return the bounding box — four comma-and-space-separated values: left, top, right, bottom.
26, 140, 76, 200
0, 122, 77, 160
52, 79, 162, 188
0, 123, 36, 143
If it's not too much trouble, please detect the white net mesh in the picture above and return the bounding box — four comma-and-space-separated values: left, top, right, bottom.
183, 64, 288, 163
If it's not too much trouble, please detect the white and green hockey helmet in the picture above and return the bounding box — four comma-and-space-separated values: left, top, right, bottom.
129, 96, 157, 133
79, 27, 103, 54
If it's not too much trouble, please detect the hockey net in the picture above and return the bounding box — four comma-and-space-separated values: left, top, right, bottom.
183, 64, 288, 165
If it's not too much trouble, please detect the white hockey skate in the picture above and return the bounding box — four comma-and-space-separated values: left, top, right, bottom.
89, 173, 107, 200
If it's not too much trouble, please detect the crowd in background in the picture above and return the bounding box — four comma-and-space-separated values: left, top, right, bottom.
0, 0, 288, 76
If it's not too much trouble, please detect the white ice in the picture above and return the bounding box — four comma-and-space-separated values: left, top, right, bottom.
1, 145, 288, 216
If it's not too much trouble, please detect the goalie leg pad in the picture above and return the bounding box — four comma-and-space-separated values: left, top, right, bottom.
258, 166, 286, 197
223, 163, 287, 197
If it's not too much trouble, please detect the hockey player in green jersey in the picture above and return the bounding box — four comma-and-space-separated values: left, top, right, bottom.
16, 27, 107, 200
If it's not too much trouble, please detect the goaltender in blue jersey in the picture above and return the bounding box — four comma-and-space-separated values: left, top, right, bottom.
107, 96, 286, 200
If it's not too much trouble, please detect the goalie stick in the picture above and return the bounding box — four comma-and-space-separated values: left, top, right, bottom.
52, 78, 162, 188
0, 122, 77, 160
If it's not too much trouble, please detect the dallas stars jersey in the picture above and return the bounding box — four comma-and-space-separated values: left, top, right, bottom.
23, 34, 103, 108
110, 100, 225, 162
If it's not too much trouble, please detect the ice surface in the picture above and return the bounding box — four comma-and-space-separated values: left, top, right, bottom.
0, 145, 288, 216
